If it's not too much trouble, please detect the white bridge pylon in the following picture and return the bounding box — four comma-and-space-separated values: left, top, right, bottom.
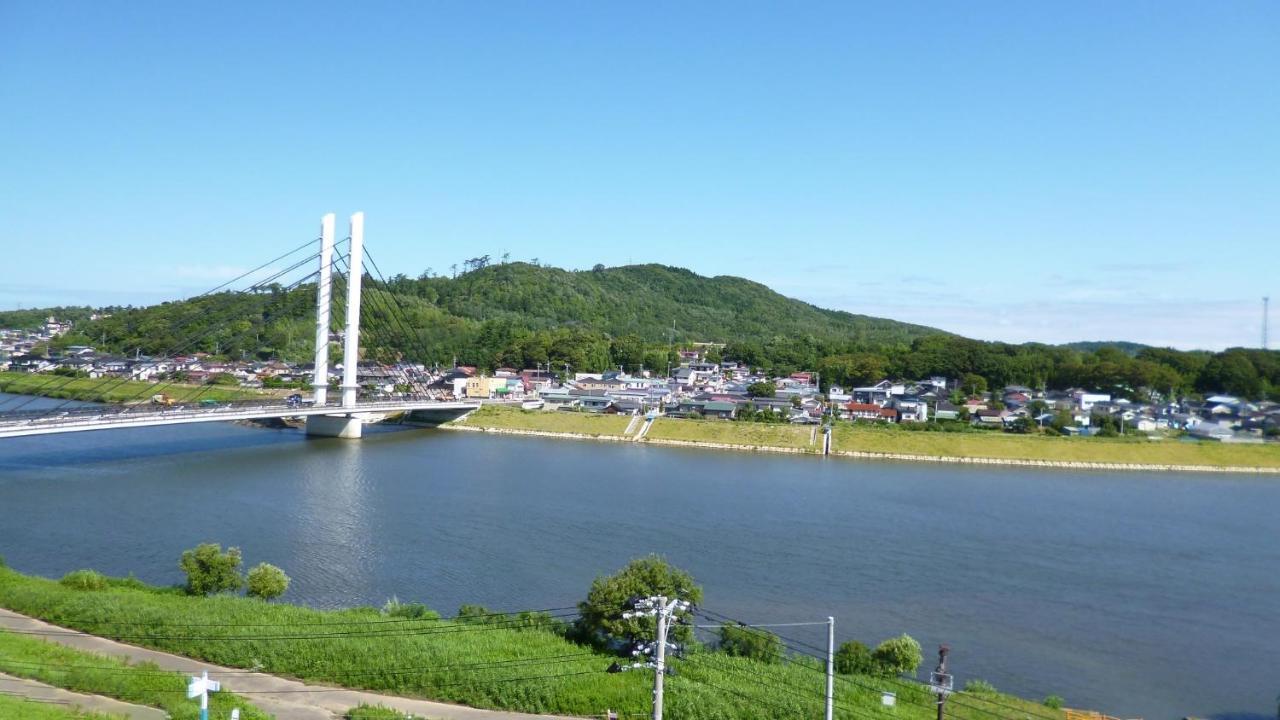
305, 211, 368, 439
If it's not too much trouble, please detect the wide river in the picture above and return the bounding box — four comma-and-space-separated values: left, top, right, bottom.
0, 393, 1275, 719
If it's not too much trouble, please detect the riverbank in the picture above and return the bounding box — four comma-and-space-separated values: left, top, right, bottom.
0, 372, 271, 404
447, 406, 1280, 473
0, 564, 1063, 720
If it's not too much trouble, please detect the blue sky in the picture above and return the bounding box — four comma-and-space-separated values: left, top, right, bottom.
1, 2, 1276, 350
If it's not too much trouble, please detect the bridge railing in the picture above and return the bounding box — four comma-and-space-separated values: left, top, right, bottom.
0, 394, 471, 429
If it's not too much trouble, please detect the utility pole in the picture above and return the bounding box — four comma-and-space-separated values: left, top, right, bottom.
609, 595, 691, 720
930, 645, 952, 720
825, 616, 835, 720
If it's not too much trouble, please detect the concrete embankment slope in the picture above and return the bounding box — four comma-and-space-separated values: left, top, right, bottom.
0, 609, 582, 720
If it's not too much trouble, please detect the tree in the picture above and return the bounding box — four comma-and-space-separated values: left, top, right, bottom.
179, 543, 243, 596
960, 373, 987, 397
1008, 417, 1035, 434
577, 555, 702, 646
834, 640, 876, 675
592, 263, 606, 273
747, 381, 776, 398
871, 634, 922, 676
246, 562, 290, 601
718, 623, 783, 663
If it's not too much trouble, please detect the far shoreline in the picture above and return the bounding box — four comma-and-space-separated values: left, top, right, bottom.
443, 418, 1280, 476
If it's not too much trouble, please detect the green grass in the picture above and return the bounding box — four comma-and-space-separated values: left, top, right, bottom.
0, 628, 269, 720
0, 694, 124, 720
645, 417, 818, 451
831, 423, 1280, 468
0, 371, 271, 404
452, 405, 633, 437
0, 566, 1065, 720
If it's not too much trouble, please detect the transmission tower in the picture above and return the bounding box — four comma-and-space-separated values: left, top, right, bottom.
1264, 297, 1270, 350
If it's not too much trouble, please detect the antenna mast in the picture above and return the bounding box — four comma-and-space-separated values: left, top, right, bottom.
1264, 296, 1270, 350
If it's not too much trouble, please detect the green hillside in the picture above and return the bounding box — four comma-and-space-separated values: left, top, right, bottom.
393, 263, 942, 345
25, 263, 945, 374
8, 262, 1279, 400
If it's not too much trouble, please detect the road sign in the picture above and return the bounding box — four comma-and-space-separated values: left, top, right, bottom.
187, 670, 221, 720
187, 675, 221, 697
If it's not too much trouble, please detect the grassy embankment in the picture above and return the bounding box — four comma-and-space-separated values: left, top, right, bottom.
831, 423, 1280, 468
0, 694, 122, 720
451, 405, 633, 437
0, 626, 268, 720
0, 371, 271, 404
0, 565, 1063, 720
644, 417, 817, 452
452, 406, 1280, 468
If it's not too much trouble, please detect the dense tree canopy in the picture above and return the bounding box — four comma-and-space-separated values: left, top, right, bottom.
13, 263, 1277, 400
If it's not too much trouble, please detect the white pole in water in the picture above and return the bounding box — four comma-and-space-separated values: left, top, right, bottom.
826, 617, 835, 720
341, 212, 365, 409
312, 213, 335, 407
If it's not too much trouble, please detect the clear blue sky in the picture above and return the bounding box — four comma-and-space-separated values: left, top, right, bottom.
2, 1, 1276, 350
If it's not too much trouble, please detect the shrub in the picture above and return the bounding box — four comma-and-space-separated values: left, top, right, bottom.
1044, 695, 1065, 709
578, 555, 702, 646
245, 563, 290, 601
179, 543, 243, 596
871, 634, 922, 676
964, 679, 998, 694
834, 640, 875, 675
346, 705, 409, 720
718, 623, 783, 664
456, 604, 496, 623
381, 597, 439, 620
59, 569, 107, 591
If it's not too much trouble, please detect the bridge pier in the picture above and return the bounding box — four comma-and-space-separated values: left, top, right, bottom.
304, 414, 363, 439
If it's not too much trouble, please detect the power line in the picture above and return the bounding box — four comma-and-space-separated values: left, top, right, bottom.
697, 607, 1054, 720
2, 607, 583, 635
0, 651, 599, 679
41, 604, 578, 629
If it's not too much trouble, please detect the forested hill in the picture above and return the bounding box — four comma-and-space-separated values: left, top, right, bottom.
385, 263, 944, 347
11, 262, 944, 374
8, 262, 1279, 400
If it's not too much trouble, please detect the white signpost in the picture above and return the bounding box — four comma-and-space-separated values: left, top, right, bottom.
187, 670, 221, 720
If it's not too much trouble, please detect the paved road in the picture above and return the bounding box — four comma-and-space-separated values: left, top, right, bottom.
0, 670, 165, 719
0, 609, 586, 720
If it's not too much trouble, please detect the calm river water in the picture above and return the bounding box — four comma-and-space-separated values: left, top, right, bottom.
0, 393, 1276, 719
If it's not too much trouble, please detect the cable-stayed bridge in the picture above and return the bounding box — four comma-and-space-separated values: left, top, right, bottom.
0, 212, 479, 440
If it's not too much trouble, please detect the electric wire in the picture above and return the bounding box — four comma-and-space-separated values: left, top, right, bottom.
697, 607, 1048, 720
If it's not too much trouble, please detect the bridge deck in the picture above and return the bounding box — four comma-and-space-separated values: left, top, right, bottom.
0, 399, 479, 439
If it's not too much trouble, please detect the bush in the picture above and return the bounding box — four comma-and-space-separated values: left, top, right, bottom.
718, 623, 783, 664
964, 679, 998, 694
872, 634, 922, 676
1043, 695, 1064, 709
578, 555, 702, 646
456, 604, 496, 623
381, 597, 439, 620
834, 640, 875, 675
245, 563, 290, 601
179, 543, 243, 596
346, 705, 409, 720
59, 569, 107, 591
